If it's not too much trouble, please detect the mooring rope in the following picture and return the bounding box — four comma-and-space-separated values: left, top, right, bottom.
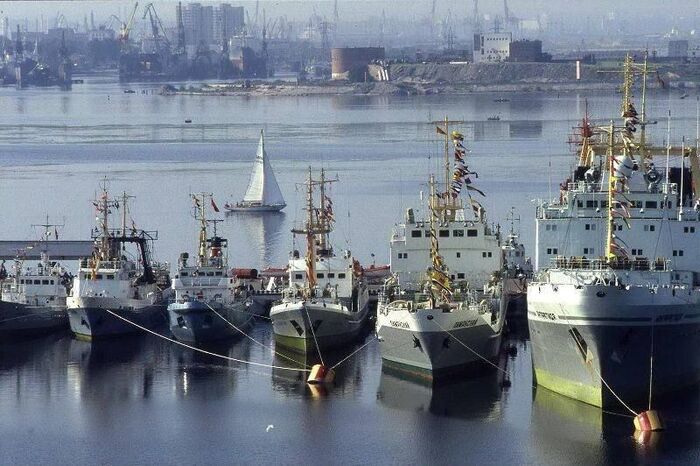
430, 319, 511, 377
303, 303, 325, 367
203, 302, 309, 368
331, 334, 377, 370
103, 308, 310, 372
554, 301, 639, 416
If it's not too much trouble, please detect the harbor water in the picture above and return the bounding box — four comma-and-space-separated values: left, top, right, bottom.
1, 75, 700, 464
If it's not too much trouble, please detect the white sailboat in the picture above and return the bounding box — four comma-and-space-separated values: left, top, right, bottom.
226, 130, 286, 213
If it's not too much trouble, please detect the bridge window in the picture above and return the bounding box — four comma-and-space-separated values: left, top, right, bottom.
456, 252, 461, 258
453, 230, 464, 237
545, 224, 558, 231
411, 230, 422, 238
546, 248, 559, 255
106, 275, 114, 280
457, 273, 465, 279
328, 273, 335, 278
586, 200, 597, 208
645, 201, 658, 209
338, 273, 346, 279
585, 224, 597, 231
467, 229, 478, 237
294, 273, 303, 280
181, 272, 188, 277
94, 276, 102, 281
577, 200, 583, 208
673, 250, 684, 257
439, 230, 449, 237
215, 271, 222, 276
684, 226, 696, 233
207, 272, 214, 277
631, 249, 643, 256
583, 247, 595, 254
644, 225, 656, 232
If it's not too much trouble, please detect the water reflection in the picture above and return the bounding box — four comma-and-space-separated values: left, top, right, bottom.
530, 385, 700, 465
270, 331, 372, 399
171, 339, 248, 400
67, 333, 154, 401
229, 211, 286, 268
376, 364, 508, 421
0, 333, 71, 402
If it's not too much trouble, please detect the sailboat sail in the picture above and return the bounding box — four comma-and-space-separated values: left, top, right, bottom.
242, 131, 285, 206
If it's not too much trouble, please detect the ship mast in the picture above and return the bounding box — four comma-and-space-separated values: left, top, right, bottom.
31, 214, 64, 242
292, 168, 335, 296
605, 120, 617, 261
427, 175, 452, 304
192, 193, 222, 267
432, 116, 464, 222
94, 179, 119, 261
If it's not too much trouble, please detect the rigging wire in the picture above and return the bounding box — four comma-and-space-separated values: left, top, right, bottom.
204, 301, 309, 368
103, 308, 311, 372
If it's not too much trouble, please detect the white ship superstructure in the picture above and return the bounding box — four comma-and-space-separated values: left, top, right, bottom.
528, 55, 700, 408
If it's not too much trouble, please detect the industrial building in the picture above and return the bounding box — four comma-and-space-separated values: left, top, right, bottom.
509, 39, 544, 62
473, 32, 512, 63
331, 47, 385, 81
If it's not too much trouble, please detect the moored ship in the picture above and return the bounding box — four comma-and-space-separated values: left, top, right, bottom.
376, 121, 506, 379
168, 193, 253, 344
528, 55, 700, 408
0, 252, 71, 337
67, 185, 167, 339
270, 168, 370, 353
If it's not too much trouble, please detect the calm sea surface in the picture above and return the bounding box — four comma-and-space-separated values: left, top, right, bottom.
1, 73, 699, 465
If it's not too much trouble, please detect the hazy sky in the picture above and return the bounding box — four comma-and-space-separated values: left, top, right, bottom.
0, 1, 696, 33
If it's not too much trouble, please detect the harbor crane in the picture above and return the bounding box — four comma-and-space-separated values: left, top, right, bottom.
119, 2, 139, 45
142, 3, 170, 53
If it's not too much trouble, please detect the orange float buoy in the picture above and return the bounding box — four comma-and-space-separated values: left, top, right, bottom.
633, 410, 663, 432
307, 364, 335, 384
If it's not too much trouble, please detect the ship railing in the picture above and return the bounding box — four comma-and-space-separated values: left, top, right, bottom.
177, 277, 227, 287
78, 259, 124, 270
550, 256, 671, 272
567, 181, 604, 193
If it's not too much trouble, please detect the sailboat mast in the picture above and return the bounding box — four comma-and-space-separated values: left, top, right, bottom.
259, 129, 266, 202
